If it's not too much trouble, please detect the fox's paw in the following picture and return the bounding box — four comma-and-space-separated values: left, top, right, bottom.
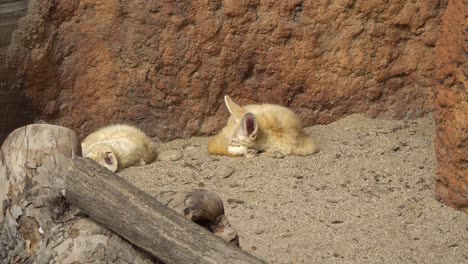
244, 149, 258, 158
228, 145, 248, 156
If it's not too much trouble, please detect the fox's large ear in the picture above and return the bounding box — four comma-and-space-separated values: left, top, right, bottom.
225, 95, 247, 122
240, 113, 258, 140
104, 151, 115, 165
103, 151, 118, 172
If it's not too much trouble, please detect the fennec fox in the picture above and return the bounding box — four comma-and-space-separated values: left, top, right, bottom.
208, 96, 318, 158
81, 124, 157, 172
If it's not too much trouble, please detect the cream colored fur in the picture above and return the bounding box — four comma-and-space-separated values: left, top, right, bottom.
81, 124, 157, 172
208, 96, 318, 157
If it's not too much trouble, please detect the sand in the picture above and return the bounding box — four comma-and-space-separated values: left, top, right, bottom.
120, 114, 467, 264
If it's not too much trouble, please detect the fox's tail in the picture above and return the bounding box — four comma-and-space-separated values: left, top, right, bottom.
293, 133, 319, 156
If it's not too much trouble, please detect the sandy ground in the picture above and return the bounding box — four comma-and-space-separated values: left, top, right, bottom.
120, 114, 467, 264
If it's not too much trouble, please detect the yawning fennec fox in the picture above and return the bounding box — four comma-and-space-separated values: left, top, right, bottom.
208, 96, 318, 158
81, 124, 157, 172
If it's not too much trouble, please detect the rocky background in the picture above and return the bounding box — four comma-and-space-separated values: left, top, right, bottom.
3, 1, 466, 208
9, 0, 439, 139
434, 0, 467, 211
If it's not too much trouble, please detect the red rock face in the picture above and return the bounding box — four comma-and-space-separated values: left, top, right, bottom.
434, 0, 467, 211
9, 0, 440, 140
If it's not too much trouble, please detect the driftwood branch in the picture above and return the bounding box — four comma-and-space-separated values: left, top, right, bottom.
65, 157, 265, 264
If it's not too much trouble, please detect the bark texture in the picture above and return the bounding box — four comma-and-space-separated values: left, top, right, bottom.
434, 0, 467, 211
9, 0, 441, 140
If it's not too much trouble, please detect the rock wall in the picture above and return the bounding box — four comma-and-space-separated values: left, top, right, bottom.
9, 0, 441, 140
434, 0, 467, 211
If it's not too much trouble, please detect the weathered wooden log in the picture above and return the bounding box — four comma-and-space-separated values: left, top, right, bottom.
65, 157, 265, 264
0, 124, 157, 263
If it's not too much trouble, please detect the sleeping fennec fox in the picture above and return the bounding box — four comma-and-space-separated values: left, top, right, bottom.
207, 96, 319, 158
81, 124, 157, 172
